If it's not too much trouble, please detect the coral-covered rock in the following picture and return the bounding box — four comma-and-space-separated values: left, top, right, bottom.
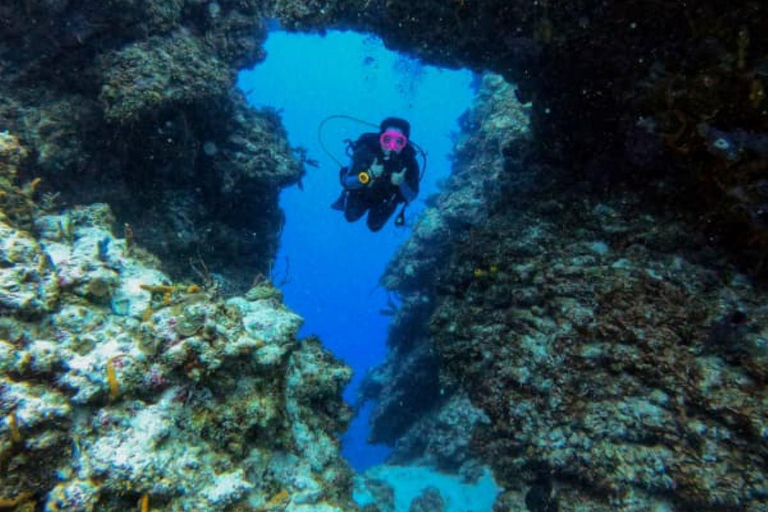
382, 74, 529, 293
0, 1, 299, 292
0, 137, 359, 511
389, 392, 490, 474
0, 221, 59, 316
0, 134, 59, 315
364, 74, 768, 511
99, 32, 233, 124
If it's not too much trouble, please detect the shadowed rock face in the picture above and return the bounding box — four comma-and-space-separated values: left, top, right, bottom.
362, 75, 768, 510
0, 0, 302, 291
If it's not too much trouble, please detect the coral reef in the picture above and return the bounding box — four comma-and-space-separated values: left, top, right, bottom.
2, 0, 767, 510
0, 136, 359, 511
364, 76, 768, 510
0, 0, 303, 291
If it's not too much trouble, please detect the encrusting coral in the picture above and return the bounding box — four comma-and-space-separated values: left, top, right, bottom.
0, 135, 361, 512
363, 75, 768, 511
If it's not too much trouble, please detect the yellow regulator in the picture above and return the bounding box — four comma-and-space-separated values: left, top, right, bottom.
358, 171, 371, 185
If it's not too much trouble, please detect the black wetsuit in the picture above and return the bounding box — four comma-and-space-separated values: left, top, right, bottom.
339, 133, 420, 231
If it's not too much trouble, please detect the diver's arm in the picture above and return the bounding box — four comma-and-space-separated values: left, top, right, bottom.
343, 139, 377, 189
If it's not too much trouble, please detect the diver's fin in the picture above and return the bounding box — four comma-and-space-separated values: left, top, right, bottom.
330, 191, 346, 211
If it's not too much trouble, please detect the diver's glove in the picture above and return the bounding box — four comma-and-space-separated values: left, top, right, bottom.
369, 162, 385, 180
355, 162, 385, 187
390, 168, 406, 186
393, 168, 417, 202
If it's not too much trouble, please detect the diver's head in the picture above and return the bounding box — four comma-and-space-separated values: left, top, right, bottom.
379, 117, 410, 156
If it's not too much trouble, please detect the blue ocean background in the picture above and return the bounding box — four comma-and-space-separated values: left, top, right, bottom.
238, 30, 475, 471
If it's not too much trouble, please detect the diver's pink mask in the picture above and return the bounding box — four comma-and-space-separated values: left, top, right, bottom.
380, 130, 408, 152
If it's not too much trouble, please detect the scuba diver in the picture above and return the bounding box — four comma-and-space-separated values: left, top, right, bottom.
330, 117, 420, 231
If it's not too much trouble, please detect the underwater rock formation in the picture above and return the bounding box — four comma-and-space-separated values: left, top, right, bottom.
0, 0, 304, 291
360, 74, 529, 445
2, 0, 766, 510
272, 0, 768, 278
364, 75, 768, 510
0, 136, 359, 511
360, 73, 530, 451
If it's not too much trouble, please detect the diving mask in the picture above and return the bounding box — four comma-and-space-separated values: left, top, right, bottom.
380, 130, 408, 152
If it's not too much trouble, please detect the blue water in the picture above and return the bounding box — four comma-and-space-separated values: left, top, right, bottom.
238, 30, 475, 471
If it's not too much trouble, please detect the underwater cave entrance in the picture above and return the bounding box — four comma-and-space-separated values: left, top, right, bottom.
237, 29, 476, 470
